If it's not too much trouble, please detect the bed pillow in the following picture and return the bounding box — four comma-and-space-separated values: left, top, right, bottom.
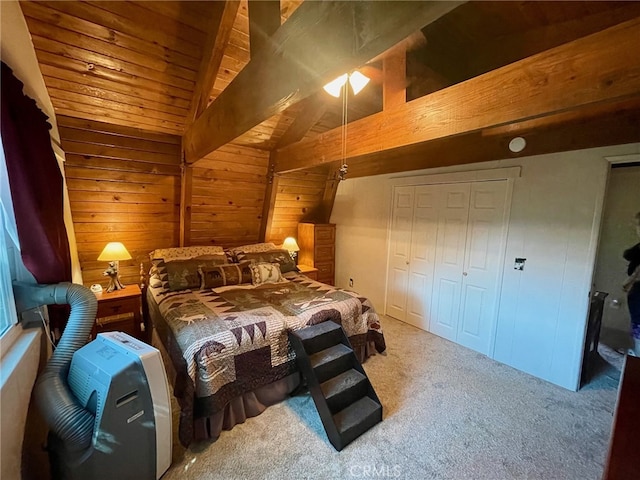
149, 245, 225, 262
149, 275, 163, 289
154, 255, 228, 291
234, 249, 296, 273
249, 262, 285, 286
148, 264, 163, 288
230, 243, 277, 255
199, 262, 253, 290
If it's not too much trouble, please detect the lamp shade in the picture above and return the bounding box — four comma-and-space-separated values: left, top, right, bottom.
323, 73, 348, 98
348, 71, 370, 95
282, 237, 300, 252
97, 242, 132, 261
323, 71, 370, 97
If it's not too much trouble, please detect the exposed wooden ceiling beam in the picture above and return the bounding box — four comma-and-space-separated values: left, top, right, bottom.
183, 1, 464, 164
343, 98, 640, 179
383, 46, 406, 110
273, 17, 640, 174
179, 163, 193, 247
275, 93, 327, 149
259, 154, 278, 241
188, 1, 240, 123
248, 1, 281, 58
318, 164, 342, 223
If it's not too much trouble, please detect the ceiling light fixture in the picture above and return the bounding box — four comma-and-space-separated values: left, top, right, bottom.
347, 71, 370, 95
322, 70, 371, 182
323, 73, 349, 97
323, 71, 370, 98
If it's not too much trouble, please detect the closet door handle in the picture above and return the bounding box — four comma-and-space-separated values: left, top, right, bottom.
463, 272, 468, 276
406, 261, 410, 265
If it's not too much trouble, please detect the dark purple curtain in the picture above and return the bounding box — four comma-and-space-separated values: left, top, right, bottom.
1, 61, 71, 284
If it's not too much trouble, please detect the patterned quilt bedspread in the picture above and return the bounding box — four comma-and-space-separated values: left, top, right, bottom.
148, 272, 386, 445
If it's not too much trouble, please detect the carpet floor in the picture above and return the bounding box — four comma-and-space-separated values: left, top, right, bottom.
161, 316, 621, 480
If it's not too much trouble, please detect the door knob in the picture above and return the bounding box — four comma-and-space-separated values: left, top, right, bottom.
406, 261, 410, 265
463, 272, 468, 276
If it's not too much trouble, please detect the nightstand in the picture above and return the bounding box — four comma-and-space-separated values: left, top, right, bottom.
92, 284, 144, 341
297, 264, 319, 281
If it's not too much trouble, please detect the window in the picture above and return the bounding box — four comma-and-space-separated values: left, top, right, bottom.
0, 137, 19, 338
0, 210, 18, 337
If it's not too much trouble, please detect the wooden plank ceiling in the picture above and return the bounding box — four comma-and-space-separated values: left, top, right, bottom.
21, 1, 640, 151
18, 1, 640, 284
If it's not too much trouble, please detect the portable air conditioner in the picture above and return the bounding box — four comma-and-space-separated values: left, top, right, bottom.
49, 332, 172, 480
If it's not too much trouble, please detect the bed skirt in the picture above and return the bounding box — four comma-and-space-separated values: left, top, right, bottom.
151, 327, 380, 444
151, 325, 302, 445
193, 372, 300, 442
190, 339, 379, 441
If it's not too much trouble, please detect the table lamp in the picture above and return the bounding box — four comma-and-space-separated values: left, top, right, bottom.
98, 242, 132, 293
282, 237, 300, 263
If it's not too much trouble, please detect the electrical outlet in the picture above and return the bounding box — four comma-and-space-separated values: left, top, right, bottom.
349, 278, 353, 287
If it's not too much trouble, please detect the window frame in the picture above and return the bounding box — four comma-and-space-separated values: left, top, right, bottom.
0, 136, 20, 345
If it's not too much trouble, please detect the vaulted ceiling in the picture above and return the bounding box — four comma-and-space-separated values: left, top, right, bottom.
21, 0, 640, 175
16, 0, 640, 285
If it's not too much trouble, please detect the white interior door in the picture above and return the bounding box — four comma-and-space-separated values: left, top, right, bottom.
386, 186, 414, 321
405, 185, 438, 331
430, 184, 471, 342
457, 181, 508, 355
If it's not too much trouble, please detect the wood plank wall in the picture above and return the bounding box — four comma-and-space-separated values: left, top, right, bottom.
190, 143, 270, 247
59, 116, 181, 287
60, 117, 334, 284
266, 166, 331, 244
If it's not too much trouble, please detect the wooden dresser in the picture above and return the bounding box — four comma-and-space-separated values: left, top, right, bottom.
298, 223, 335, 285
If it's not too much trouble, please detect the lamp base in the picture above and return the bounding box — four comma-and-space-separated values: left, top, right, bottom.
105, 274, 126, 293
103, 261, 126, 293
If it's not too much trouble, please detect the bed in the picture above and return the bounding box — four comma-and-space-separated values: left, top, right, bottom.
144, 244, 386, 446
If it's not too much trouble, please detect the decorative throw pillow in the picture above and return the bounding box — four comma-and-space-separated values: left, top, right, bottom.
223, 249, 236, 263
199, 262, 253, 290
235, 249, 296, 273
249, 262, 285, 286
151, 258, 169, 290
148, 264, 162, 288
155, 255, 228, 291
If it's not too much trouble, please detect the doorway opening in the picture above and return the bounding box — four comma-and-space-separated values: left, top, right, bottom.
581, 160, 640, 387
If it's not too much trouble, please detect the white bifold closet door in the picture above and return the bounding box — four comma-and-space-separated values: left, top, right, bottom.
386, 185, 438, 331
387, 180, 508, 356
430, 183, 471, 342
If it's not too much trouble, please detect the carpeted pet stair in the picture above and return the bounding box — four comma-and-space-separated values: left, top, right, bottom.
289, 321, 382, 451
